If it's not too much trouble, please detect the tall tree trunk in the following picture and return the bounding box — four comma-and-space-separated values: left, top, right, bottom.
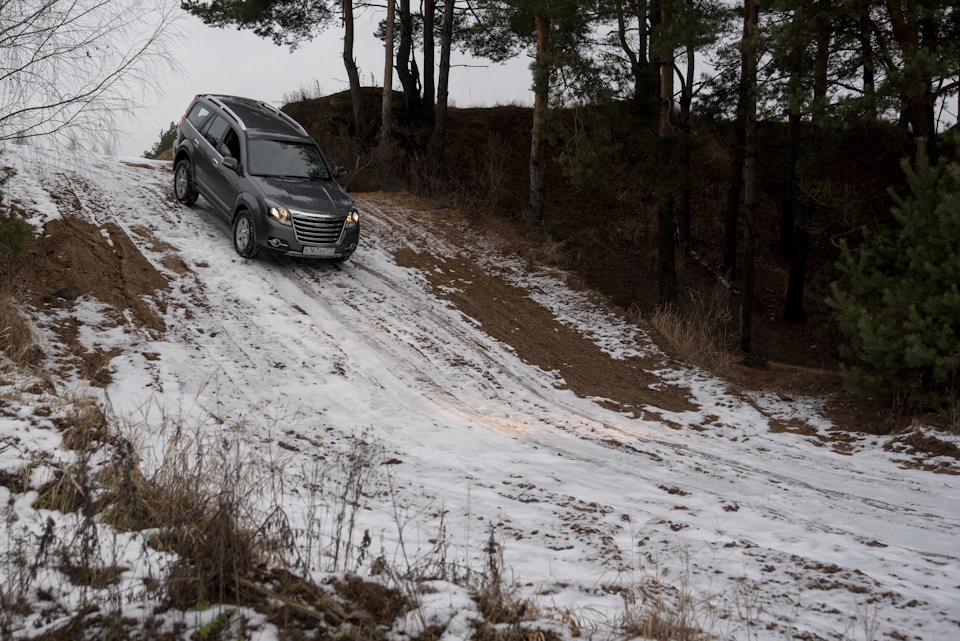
886, 0, 937, 153
342, 0, 364, 137
780, 107, 799, 261
528, 14, 550, 240
780, 21, 803, 263
615, 0, 657, 114
676, 42, 694, 252
380, 0, 395, 154
739, 0, 758, 352
785, 6, 828, 324
396, 0, 422, 123
783, 221, 809, 323
723, 61, 748, 280
857, 1, 876, 121
645, 0, 662, 116
615, 0, 640, 94
917, 12, 937, 152
657, 0, 677, 308
423, 0, 435, 124
431, 0, 454, 165
724, 0, 755, 281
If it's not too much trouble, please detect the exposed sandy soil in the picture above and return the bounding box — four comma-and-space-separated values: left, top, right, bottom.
18, 216, 169, 384
394, 248, 695, 416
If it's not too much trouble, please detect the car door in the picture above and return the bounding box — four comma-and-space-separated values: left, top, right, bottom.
205, 127, 243, 212
194, 114, 231, 212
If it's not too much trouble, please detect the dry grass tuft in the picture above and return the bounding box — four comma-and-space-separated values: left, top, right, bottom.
32, 470, 89, 514
32, 395, 109, 514
616, 574, 718, 641
160, 490, 259, 608
471, 529, 549, 641
531, 237, 581, 270
0, 295, 41, 371
58, 400, 110, 451
646, 287, 736, 376
99, 426, 264, 608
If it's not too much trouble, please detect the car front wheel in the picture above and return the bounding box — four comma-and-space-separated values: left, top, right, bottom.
232, 210, 260, 259
173, 159, 199, 205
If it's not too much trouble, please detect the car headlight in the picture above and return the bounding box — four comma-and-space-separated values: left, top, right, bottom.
345, 210, 359, 227
266, 200, 291, 225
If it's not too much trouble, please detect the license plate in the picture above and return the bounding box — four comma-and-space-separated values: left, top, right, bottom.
303, 246, 335, 256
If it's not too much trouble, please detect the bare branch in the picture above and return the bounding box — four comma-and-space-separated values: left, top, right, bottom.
0, 0, 184, 151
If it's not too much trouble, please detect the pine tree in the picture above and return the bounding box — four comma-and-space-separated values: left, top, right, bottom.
827, 145, 960, 410
143, 122, 178, 159
0, 160, 35, 286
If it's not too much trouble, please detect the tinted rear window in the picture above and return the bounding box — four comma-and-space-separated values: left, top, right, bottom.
186, 103, 212, 129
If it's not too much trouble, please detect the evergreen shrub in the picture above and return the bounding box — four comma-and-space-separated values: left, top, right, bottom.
143, 121, 178, 159
827, 144, 960, 412
0, 159, 35, 275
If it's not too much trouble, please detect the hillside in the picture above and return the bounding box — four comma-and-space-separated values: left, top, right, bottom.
0, 147, 957, 639
284, 90, 925, 434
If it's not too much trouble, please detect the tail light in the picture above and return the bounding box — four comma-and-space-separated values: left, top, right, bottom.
179, 96, 197, 127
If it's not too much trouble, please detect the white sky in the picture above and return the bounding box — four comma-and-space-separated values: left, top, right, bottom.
127, 11, 535, 156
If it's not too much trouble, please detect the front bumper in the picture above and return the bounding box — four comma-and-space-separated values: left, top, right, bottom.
259, 214, 360, 258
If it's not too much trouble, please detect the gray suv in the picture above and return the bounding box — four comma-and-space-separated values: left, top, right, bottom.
172, 94, 359, 261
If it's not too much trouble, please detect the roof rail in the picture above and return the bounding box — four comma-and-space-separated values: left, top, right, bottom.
259, 101, 308, 137
206, 96, 247, 131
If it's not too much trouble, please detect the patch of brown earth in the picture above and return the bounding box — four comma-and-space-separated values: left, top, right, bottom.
19, 216, 169, 384
393, 247, 694, 415
883, 428, 960, 474
122, 159, 173, 171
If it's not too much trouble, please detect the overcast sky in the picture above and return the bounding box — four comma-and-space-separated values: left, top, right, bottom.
127, 11, 535, 157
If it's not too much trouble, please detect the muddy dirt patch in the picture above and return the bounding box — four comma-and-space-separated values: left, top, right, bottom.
394, 248, 694, 415
19, 216, 170, 383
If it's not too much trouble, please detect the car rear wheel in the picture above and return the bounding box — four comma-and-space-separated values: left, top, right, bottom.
173, 160, 199, 205
233, 210, 259, 258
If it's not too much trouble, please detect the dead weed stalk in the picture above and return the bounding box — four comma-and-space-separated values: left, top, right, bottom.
646, 286, 736, 376
472, 527, 540, 641
615, 564, 718, 641
0, 294, 43, 374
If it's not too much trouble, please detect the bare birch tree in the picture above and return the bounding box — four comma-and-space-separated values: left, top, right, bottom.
0, 0, 182, 151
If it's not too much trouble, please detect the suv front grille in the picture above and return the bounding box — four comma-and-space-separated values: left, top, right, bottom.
291, 212, 345, 245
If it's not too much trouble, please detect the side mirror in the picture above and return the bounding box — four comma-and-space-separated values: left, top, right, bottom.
222, 156, 239, 173
333, 166, 346, 179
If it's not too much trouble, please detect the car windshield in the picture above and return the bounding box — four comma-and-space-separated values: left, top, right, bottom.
248, 139, 330, 180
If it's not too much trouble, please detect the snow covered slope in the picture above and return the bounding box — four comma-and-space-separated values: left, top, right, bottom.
3, 148, 958, 640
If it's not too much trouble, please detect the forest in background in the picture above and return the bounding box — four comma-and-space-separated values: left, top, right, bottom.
178, 0, 960, 425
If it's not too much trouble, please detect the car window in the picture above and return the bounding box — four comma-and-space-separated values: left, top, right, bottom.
186, 103, 212, 130
247, 140, 331, 180
202, 115, 230, 149
219, 128, 241, 159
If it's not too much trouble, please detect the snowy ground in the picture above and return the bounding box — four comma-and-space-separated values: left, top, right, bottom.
1, 147, 958, 640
